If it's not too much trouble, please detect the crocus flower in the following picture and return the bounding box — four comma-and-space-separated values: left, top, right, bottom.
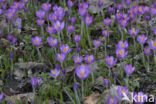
56, 53, 66, 62
116, 48, 128, 59
76, 47, 81, 53
84, 15, 93, 26
122, 14, 129, 21
53, 21, 65, 32
0, 93, 4, 103
13, 17, 22, 29
116, 40, 128, 49
128, 10, 136, 20
47, 37, 58, 48
30, 77, 38, 87
153, 28, 156, 35
117, 86, 129, 98
106, 56, 117, 67
67, 0, 74, 8
67, 25, 75, 33
98, 0, 103, 7
104, 78, 110, 86
103, 18, 111, 26
145, 15, 151, 21
93, 40, 101, 48
129, 28, 139, 37
102, 29, 109, 37
48, 13, 58, 22
124, 64, 135, 75
6, 12, 14, 20
119, 19, 128, 27
149, 40, 156, 51
144, 6, 150, 14
75, 64, 90, 80
117, 4, 123, 11
31, 36, 42, 47
46, 26, 57, 34
107, 97, 118, 104
79, 8, 87, 16
125, 0, 131, 6
42, 3, 51, 11
115, 12, 122, 20
138, 6, 144, 15
108, 7, 114, 13
8, 35, 13, 42
73, 56, 83, 64
0, 9, 2, 15
133, 92, 148, 103
144, 46, 151, 56
37, 19, 44, 26
60, 44, 71, 54
132, 6, 138, 14
85, 55, 95, 64
36, 10, 45, 19
0, 30, 2, 36
73, 34, 81, 43
49, 68, 60, 79
21, 0, 29, 4
12, 37, 17, 44
137, 35, 147, 44
70, 16, 76, 24
150, 7, 156, 16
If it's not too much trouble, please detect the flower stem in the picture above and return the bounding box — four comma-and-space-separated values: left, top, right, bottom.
36, 47, 43, 62
81, 80, 84, 100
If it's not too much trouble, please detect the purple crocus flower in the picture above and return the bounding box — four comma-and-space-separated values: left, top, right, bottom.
11, 2, 19, 10
37, 19, 44, 26
98, 0, 103, 7
137, 35, 147, 45
8, 35, 13, 42
145, 15, 151, 21
21, 0, 29, 4
48, 13, 58, 22
116, 40, 128, 49
124, 64, 135, 75
84, 15, 93, 26
76, 47, 81, 53
6, 12, 14, 20
102, 29, 109, 37
12, 37, 17, 44
115, 12, 122, 20
128, 28, 139, 37
149, 39, 156, 51
47, 37, 58, 48
30, 77, 38, 87
133, 92, 148, 103
125, 0, 131, 6
153, 28, 156, 35
119, 19, 128, 27
70, 16, 76, 24
144, 6, 150, 14
13, 17, 22, 29
93, 40, 101, 48
42, 3, 51, 11
106, 56, 117, 67
67, 25, 75, 33
117, 4, 123, 11
46, 26, 57, 34
78, 8, 87, 16
1, 4, 7, 10
31, 36, 42, 47
0, 30, 2, 36
0, 9, 3, 15
67, 0, 74, 8
122, 14, 129, 21
116, 48, 128, 59
60, 44, 71, 54
117, 86, 129, 98
36, 10, 45, 19
73, 56, 83, 64
107, 97, 117, 104
0, 93, 4, 103
73, 34, 81, 43
128, 10, 136, 20
138, 6, 144, 15
150, 7, 156, 16
103, 18, 111, 26
108, 7, 114, 13
85, 55, 95, 64
132, 6, 138, 14
144, 46, 151, 56
104, 78, 110, 86
56, 53, 66, 62
53, 21, 65, 32
75, 64, 90, 80
49, 68, 60, 79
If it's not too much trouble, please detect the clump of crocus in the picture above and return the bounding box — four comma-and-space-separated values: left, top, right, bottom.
73, 56, 83, 64
49, 68, 60, 79
117, 86, 129, 98
85, 55, 95, 64
107, 97, 117, 104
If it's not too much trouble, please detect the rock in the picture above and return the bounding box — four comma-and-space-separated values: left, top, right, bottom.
83, 93, 100, 104
14, 68, 24, 81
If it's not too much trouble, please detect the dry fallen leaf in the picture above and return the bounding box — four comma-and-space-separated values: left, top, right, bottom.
83, 93, 100, 104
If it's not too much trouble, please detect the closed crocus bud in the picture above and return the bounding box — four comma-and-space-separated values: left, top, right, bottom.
10, 53, 14, 59
107, 97, 118, 104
